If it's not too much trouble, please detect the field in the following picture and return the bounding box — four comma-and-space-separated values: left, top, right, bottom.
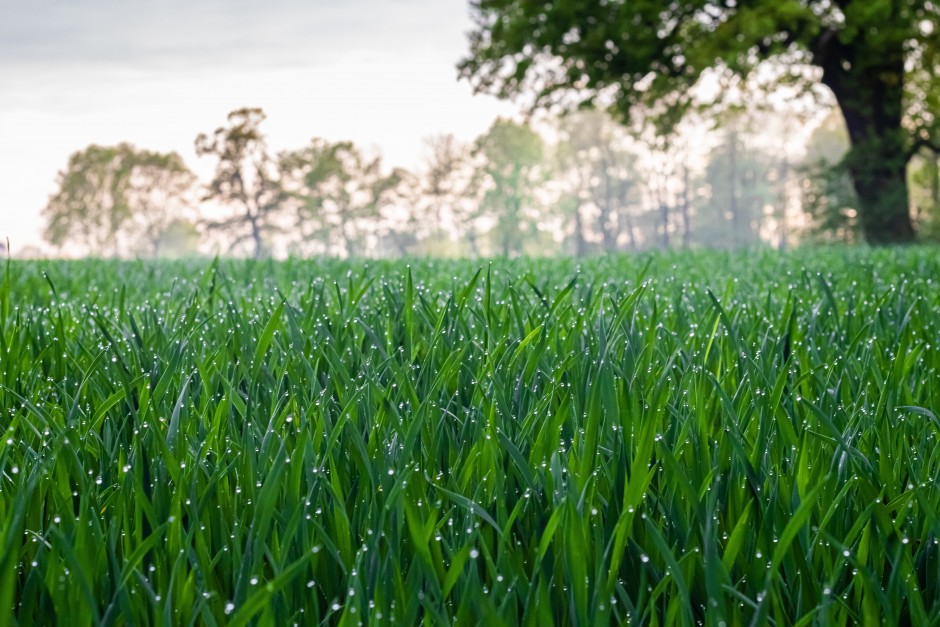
1, 248, 939, 626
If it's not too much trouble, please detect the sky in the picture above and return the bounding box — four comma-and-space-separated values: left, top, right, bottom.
0, 0, 519, 253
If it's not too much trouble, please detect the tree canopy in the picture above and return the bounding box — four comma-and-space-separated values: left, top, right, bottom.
473, 119, 544, 256
43, 144, 193, 257
281, 139, 408, 257
459, 0, 940, 245
195, 108, 285, 258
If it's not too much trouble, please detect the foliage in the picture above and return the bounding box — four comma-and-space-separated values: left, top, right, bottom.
281, 139, 408, 257
910, 151, 940, 240
129, 155, 198, 257
473, 119, 545, 256
195, 108, 286, 258
800, 110, 861, 242
152, 219, 201, 258
459, 0, 940, 244
554, 110, 640, 254
419, 134, 466, 233
2, 249, 939, 624
415, 134, 481, 254
43, 144, 194, 257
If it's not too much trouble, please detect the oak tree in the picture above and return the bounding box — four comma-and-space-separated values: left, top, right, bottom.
460, 0, 940, 244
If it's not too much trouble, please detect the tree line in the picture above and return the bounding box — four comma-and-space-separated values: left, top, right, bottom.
42, 105, 940, 259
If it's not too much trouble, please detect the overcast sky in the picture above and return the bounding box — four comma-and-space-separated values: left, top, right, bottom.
0, 0, 518, 251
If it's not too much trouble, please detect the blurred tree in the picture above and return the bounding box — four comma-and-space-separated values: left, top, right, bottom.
128, 152, 197, 256
415, 134, 488, 256
472, 119, 544, 257
281, 138, 350, 254
44, 145, 133, 256
800, 109, 859, 242
909, 150, 940, 239
43, 144, 194, 257
555, 110, 640, 254
152, 219, 201, 258
195, 108, 285, 258
695, 127, 775, 248
420, 134, 466, 235
632, 116, 698, 251
460, 0, 940, 245
373, 168, 421, 257
281, 139, 406, 257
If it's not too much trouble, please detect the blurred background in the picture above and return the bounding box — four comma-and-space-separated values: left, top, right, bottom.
2, 0, 938, 259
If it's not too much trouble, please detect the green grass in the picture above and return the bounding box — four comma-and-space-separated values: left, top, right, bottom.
1, 248, 938, 626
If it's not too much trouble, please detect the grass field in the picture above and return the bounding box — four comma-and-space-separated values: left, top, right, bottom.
1, 248, 939, 626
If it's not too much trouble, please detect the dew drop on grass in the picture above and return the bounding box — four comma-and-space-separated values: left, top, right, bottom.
224, 602, 235, 614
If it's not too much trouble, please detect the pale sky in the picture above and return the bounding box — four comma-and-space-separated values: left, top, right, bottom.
0, 0, 518, 252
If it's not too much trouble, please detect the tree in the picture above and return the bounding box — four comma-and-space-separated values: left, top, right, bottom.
43, 144, 194, 257
800, 108, 861, 242
631, 115, 699, 251
420, 134, 465, 234
472, 119, 544, 256
910, 149, 940, 239
554, 110, 641, 254
695, 125, 776, 248
152, 219, 201, 258
417, 134, 487, 256
281, 138, 351, 254
127, 152, 197, 256
281, 139, 406, 257
195, 108, 285, 258
460, 0, 940, 245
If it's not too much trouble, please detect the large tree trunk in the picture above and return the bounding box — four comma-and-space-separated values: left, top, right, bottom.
845, 147, 914, 244
820, 49, 916, 245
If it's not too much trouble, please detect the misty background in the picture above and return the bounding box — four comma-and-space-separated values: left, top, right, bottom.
2, 0, 938, 258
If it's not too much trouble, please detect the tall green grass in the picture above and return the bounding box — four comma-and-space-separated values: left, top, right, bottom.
1, 248, 938, 626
